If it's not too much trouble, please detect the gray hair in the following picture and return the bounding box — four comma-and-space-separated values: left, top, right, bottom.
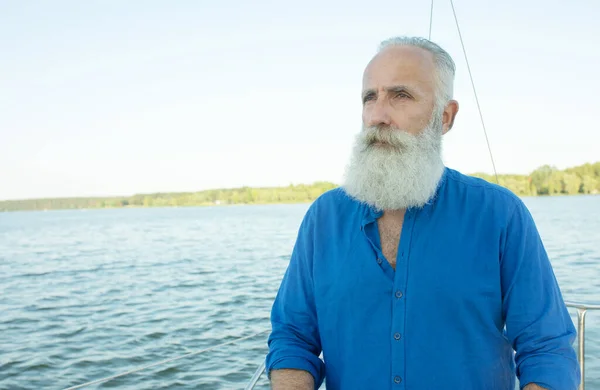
378, 36, 456, 108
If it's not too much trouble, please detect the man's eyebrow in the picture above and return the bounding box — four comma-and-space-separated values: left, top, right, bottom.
386, 85, 419, 95
362, 88, 376, 99
361, 85, 422, 100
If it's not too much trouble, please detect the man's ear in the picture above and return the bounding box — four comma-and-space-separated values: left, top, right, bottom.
442, 100, 459, 135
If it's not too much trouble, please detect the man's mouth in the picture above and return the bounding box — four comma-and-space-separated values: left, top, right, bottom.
369, 139, 399, 150
369, 139, 389, 146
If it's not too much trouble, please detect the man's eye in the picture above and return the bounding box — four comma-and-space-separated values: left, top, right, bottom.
395, 92, 410, 99
363, 94, 375, 103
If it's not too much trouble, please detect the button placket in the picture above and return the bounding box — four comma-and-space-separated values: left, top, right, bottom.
390, 210, 415, 390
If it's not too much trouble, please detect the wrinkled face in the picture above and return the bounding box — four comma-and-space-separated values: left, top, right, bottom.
361, 45, 438, 137
341, 45, 456, 211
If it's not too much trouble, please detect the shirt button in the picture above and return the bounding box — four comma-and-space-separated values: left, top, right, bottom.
395, 290, 403, 298
394, 376, 402, 384
377, 258, 383, 264
394, 332, 401, 340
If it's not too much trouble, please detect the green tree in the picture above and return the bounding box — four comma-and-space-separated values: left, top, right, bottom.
531, 165, 555, 195
562, 173, 581, 195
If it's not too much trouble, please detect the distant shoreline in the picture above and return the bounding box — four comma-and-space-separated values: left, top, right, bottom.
3, 192, 599, 213
1, 162, 599, 212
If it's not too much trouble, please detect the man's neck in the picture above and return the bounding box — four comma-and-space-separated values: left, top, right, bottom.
382, 208, 406, 221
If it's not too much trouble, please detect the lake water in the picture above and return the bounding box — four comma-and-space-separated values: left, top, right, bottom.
1, 195, 599, 389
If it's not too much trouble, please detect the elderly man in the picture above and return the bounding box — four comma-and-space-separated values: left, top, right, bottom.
265, 36, 580, 390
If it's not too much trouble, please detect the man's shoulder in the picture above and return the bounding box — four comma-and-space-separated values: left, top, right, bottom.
304, 186, 363, 221
314, 186, 353, 204
444, 167, 524, 210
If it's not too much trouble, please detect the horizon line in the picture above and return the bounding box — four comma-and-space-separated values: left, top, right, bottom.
2, 160, 598, 203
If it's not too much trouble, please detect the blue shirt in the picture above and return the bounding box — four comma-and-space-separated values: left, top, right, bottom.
266, 167, 580, 390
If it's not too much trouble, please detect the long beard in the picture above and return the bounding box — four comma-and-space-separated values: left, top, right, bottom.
341, 109, 445, 211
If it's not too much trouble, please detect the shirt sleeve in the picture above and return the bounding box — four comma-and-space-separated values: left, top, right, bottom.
265, 205, 326, 388
500, 199, 580, 390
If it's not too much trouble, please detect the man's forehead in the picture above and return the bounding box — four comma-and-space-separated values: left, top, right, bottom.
362, 45, 436, 88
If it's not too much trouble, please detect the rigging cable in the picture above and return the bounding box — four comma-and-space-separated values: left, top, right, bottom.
428, 0, 434, 40
449, 0, 499, 184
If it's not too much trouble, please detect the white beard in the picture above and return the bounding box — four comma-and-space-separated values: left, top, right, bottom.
341, 108, 445, 211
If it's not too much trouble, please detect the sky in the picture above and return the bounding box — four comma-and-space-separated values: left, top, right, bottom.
1, 0, 599, 201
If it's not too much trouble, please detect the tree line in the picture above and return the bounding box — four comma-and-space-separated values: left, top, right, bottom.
469, 161, 600, 197
1, 162, 598, 212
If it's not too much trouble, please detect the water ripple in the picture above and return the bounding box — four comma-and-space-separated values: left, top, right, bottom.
0, 199, 598, 389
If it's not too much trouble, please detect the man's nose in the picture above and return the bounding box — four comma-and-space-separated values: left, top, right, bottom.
365, 99, 392, 127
